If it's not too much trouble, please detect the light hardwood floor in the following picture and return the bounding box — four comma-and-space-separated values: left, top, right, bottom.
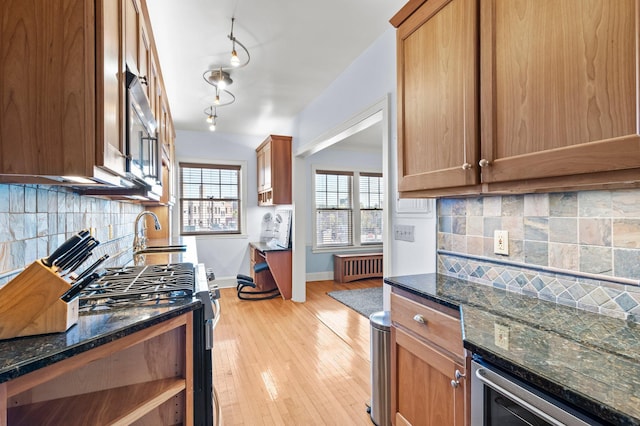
213, 279, 382, 425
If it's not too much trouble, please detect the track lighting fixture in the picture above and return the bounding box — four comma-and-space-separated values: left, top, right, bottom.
204, 106, 218, 131
201, 17, 250, 131
228, 17, 250, 68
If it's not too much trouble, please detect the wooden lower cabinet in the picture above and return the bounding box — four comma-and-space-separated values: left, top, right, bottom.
392, 327, 466, 426
0, 313, 193, 425
390, 291, 468, 426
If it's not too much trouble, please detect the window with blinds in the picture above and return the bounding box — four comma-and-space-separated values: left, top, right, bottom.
314, 169, 383, 249
315, 171, 353, 247
180, 163, 241, 235
359, 173, 383, 244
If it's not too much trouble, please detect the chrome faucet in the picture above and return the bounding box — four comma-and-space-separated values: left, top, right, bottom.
133, 211, 161, 253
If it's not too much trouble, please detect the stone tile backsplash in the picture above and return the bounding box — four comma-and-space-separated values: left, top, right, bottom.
0, 184, 143, 285
437, 190, 640, 322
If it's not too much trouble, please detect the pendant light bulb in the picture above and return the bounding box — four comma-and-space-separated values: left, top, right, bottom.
230, 50, 240, 67
209, 123, 216, 132
230, 38, 240, 67
217, 79, 227, 90
206, 114, 213, 124
214, 94, 220, 105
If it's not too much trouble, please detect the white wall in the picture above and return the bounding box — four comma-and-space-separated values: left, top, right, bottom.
173, 129, 277, 280
293, 28, 437, 282
172, 27, 437, 294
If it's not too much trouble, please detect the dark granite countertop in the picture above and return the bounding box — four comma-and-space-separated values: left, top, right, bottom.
384, 273, 640, 426
0, 236, 202, 384
0, 299, 200, 384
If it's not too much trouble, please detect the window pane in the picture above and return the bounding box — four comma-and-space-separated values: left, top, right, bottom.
180, 163, 241, 235
182, 168, 201, 183
360, 175, 383, 209
316, 210, 352, 247
181, 200, 239, 233
315, 172, 352, 209
201, 184, 220, 199
182, 183, 201, 198
220, 183, 238, 199
361, 210, 383, 244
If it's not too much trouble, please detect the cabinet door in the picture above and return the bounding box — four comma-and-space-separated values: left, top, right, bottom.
97, 0, 126, 176
1, 0, 94, 176
262, 142, 272, 191
391, 326, 466, 426
124, 0, 140, 73
257, 146, 267, 191
396, 0, 478, 193
480, 0, 640, 184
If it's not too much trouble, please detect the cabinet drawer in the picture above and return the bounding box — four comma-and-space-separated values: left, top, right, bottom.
391, 292, 463, 358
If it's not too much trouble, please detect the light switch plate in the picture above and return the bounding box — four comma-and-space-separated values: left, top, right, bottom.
394, 224, 415, 242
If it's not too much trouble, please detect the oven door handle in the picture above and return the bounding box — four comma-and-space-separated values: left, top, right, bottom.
211, 298, 221, 330
205, 298, 221, 350
475, 367, 566, 426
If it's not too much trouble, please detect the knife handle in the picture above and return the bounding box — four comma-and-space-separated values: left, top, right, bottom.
74, 254, 109, 281
60, 270, 105, 302
56, 238, 98, 271
63, 251, 93, 277
42, 231, 87, 267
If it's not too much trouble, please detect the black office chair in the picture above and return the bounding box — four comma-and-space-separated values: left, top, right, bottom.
236, 262, 280, 300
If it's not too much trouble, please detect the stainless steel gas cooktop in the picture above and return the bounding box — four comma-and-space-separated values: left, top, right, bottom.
79, 263, 194, 311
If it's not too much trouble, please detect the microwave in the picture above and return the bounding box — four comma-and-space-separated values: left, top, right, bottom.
125, 68, 161, 195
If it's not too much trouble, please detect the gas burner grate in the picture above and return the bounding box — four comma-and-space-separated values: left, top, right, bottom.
78, 263, 194, 309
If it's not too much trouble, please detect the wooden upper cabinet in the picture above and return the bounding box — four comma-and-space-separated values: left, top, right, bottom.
98, 0, 127, 176
0, 0, 126, 179
256, 135, 292, 206
393, 0, 479, 195
480, 0, 640, 186
393, 0, 640, 195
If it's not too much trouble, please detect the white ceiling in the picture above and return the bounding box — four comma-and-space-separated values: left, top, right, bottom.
146, 0, 403, 138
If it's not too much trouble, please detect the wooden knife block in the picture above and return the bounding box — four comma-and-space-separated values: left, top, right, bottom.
0, 260, 79, 340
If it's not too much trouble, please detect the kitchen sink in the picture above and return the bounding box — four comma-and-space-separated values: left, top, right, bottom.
134, 245, 187, 254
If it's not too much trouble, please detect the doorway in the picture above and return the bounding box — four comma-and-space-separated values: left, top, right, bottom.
290, 96, 392, 302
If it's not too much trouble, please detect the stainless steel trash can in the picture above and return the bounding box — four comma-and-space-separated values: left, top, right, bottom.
369, 310, 391, 426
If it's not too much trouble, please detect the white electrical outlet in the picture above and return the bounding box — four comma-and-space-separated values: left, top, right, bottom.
494, 230, 509, 255
494, 323, 510, 350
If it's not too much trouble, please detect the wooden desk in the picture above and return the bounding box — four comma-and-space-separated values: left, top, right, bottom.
249, 242, 292, 300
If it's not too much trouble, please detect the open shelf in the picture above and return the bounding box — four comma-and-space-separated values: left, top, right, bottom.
8, 378, 185, 425
2, 313, 193, 425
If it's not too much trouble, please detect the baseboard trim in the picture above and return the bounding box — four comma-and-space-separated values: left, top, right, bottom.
306, 271, 334, 282
211, 276, 238, 288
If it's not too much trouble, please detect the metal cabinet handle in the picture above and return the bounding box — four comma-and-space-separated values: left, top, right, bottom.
139, 75, 148, 86
413, 314, 426, 324
461, 163, 472, 170
479, 158, 490, 167
450, 369, 466, 388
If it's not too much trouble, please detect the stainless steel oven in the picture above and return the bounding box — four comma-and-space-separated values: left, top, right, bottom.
471, 359, 602, 426
194, 264, 222, 426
